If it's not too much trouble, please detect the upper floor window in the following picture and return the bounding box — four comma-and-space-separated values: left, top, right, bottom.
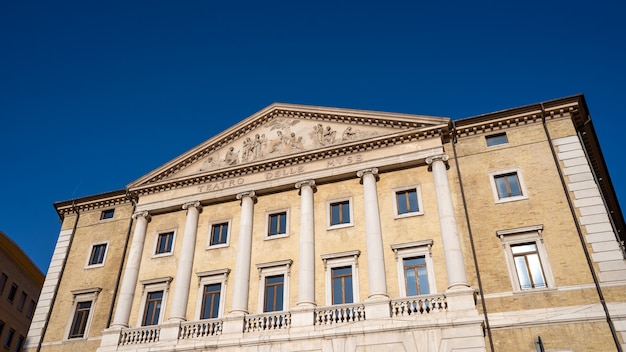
391, 240, 437, 297
26, 299, 36, 319
66, 288, 101, 340
497, 225, 554, 292
100, 209, 115, 220
321, 250, 360, 305
208, 220, 230, 248
0, 273, 7, 295
256, 260, 292, 313
486, 132, 508, 147
327, 198, 354, 229
154, 231, 175, 256
195, 269, 229, 320
86, 242, 108, 267
17, 292, 26, 311
4, 328, 14, 349
393, 185, 424, 218
14, 335, 24, 352
489, 168, 528, 203
7, 283, 17, 303
268, 211, 288, 237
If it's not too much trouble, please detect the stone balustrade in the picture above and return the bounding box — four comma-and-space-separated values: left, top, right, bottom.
243, 312, 291, 332
314, 303, 366, 325
118, 325, 160, 346
390, 293, 447, 317
179, 319, 223, 339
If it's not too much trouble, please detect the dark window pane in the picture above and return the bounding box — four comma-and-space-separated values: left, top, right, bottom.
69, 301, 92, 338
156, 233, 174, 254
263, 275, 284, 312
211, 223, 228, 245
486, 133, 508, 147
142, 291, 163, 326
201, 283, 221, 319
331, 266, 353, 304
89, 244, 107, 265
100, 209, 115, 220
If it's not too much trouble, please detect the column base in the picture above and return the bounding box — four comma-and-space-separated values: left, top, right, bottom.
364, 298, 391, 319
445, 287, 477, 312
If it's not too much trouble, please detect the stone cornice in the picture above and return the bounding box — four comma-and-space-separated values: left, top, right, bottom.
128, 125, 447, 197
131, 103, 449, 188
54, 189, 131, 218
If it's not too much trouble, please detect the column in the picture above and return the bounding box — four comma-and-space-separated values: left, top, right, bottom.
357, 168, 389, 300
426, 154, 470, 290
111, 211, 151, 328
168, 201, 202, 322
229, 191, 256, 315
295, 180, 316, 307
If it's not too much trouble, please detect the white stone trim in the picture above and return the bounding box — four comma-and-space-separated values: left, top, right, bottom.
63, 287, 101, 340
206, 219, 232, 249
194, 269, 229, 319
264, 208, 290, 240
326, 197, 354, 230
496, 225, 555, 292
391, 184, 425, 219
256, 260, 292, 313
84, 241, 109, 269
488, 167, 529, 204
391, 240, 437, 297
136, 277, 172, 327
321, 251, 360, 305
151, 229, 177, 258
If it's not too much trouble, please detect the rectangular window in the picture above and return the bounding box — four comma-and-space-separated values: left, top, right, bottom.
0, 273, 7, 295
396, 189, 419, 215
486, 132, 508, 147
263, 275, 284, 312
330, 201, 351, 226
0, 320, 4, 336
69, 301, 92, 338
156, 232, 174, 255
210, 223, 229, 246
7, 284, 17, 303
142, 291, 163, 326
27, 300, 36, 319
403, 257, 430, 296
17, 292, 26, 311
268, 212, 287, 237
88, 244, 107, 266
200, 283, 221, 319
4, 328, 15, 348
494, 173, 522, 199
511, 243, 547, 290
100, 209, 115, 220
331, 266, 354, 304
13, 336, 24, 352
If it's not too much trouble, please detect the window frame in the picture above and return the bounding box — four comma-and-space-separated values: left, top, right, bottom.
265, 209, 290, 240
4, 328, 14, 349
391, 240, 437, 297
256, 260, 292, 313
207, 220, 231, 249
85, 241, 109, 268
65, 288, 101, 340
100, 209, 115, 221
137, 277, 172, 327
153, 230, 176, 258
496, 225, 555, 293
7, 283, 17, 303
485, 132, 509, 147
26, 299, 36, 319
321, 250, 360, 305
17, 292, 26, 312
392, 185, 424, 219
326, 197, 354, 230
195, 269, 229, 320
489, 168, 529, 204
0, 273, 7, 295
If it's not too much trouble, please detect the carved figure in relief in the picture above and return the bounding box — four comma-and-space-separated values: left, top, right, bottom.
323, 126, 336, 144
225, 147, 239, 165
253, 133, 264, 159
342, 127, 356, 141
242, 137, 254, 161
199, 156, 218, 171
313, 124, 324, 145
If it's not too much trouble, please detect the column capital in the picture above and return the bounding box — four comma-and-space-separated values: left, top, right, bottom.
236, 191, 257, 203
295, 180, 317, 192
132, 210, 151, 221
425, 154, 450, 171
356, 167, 379, 179
182, 200, 202, 211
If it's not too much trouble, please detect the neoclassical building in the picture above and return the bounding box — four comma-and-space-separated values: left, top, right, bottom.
26, 95, 626, 351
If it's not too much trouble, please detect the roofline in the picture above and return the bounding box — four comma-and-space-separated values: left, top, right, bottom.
0, 230, 45, 284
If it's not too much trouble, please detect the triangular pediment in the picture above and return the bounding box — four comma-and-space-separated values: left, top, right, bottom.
129, 103, 449, 188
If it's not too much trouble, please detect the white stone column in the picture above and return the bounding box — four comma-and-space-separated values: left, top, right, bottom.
111, 211, 151, 328
168, 201, 202, 322
229, 191, 256, 315
426, 154, 470, 290
357, 168, 389, 300
295, 180, 316, 307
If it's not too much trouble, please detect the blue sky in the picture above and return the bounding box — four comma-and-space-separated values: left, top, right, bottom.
1, 1, 624, 272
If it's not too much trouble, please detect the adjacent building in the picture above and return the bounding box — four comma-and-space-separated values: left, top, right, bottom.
1, 231, 44, 352
25, 95, 626, 351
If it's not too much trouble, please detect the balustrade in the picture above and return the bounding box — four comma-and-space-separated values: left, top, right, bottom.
244, 312, 291, 332
179, 319, 223, 339
390, 294, 447, 317
314, 303, 366, 325
118, 326, 160, 346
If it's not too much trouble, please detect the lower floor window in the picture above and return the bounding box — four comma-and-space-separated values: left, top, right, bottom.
512, 243, 547, 289
142, 291, 163, 326
69, 301, 92, 338
263, 275, 284, 312
403, 257, 430, 296
331, 266, 354, 304
201, 284, 221, 319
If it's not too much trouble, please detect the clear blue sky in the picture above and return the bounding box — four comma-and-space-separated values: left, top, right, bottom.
1, 1, 624, 272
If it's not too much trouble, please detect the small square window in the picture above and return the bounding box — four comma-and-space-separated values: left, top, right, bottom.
268, 212, 287, 237
486, 132, 508, 147
327, 198, 354, 229
7, 283, 17, 303
100, 209, 115, 220
87, 243, 108, 267
393, 185, 424, 218
489, 169, 529, 204
208, 222, 230, 248
155, 232, 175, 255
